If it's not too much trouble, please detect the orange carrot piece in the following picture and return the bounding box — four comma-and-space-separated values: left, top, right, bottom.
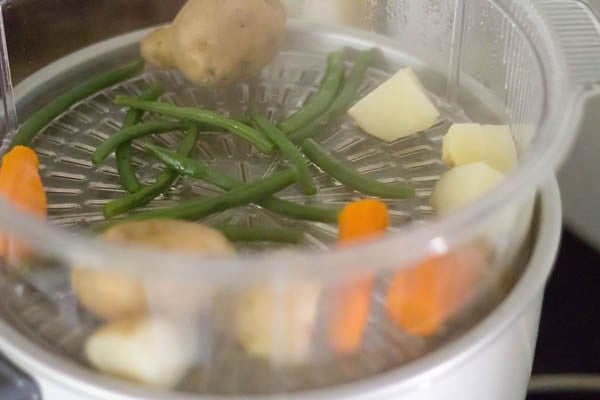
0, 146, 47, 261
329, 199, 389, 353
338, 199, 389, 242
385, 247, 486, 336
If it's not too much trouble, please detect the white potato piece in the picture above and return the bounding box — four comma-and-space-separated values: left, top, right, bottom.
85, 317, 198, 389
430, 162, 505, 215
141, 0, 286, 87
234, 280, 322, 364
442, 124, 518, 173
348, 67, 440, 141
71, 220, 234, 320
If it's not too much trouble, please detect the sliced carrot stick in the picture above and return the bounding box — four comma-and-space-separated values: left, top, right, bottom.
0, 146, 47, 262
328, 199, 389, 353
385, 247, 486, 336
338, 199, 389, 242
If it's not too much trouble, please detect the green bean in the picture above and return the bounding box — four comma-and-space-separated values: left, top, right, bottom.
98, 168, 299, 227
250, 108, 316, 195
113, 96, 275, 154
215, 225, 304, 244
92, 120, 189, 165
145, 145, 340, 223
10, 60, 145, 149
144, 143, 240, 190
259, 197, 340, 223
288, 49, 375, 144
116, 82, 166, 193
102, 125, 199, 219
279, 51, 346, 134
302, 138, 414, 199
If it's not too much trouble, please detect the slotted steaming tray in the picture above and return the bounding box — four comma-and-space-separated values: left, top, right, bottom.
0, 24, 504, 395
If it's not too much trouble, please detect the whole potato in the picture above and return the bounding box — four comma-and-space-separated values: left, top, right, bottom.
71, 268, 146, 320
141, 0, 286, 87
71, 220, 235, 320
140, 26, 175, 69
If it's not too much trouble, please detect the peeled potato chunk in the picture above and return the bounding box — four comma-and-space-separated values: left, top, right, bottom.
430, 162, 505, 215
348, 67, 440, 141
234, 280, 322, 364
85, 317, 198, 389
442, 124, 518, 173
71, 220, 234, 320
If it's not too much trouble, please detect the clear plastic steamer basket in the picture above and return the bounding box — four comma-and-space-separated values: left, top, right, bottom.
0, 0, 598, 396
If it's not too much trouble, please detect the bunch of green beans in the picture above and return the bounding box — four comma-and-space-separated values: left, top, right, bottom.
17, 51, 417, 244
288, 49, 376, 144
102, 124, 199, 219
116, 82, 166, 193
113, 96, 275, 154
95, 168, 299, 231
144, 143, 340, 223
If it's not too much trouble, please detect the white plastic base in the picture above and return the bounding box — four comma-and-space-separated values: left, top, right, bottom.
0, 178, 561, 400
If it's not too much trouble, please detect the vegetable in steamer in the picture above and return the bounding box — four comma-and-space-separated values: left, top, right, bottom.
0, 0, 526, 387
141, 0, 286, 87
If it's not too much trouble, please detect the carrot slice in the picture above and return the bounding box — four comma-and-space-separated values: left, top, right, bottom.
385, 247, 486, 336
338, 199, 389, 242
328, 199, 389, 353
0, 146, 47, 262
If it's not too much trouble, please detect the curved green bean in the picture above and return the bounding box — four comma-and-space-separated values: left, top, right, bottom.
250, 108, 316, 195
100, 168, 299, 226
113, 96, 275, 154
10, 60, 145, 149
279, 51, 346, 134
302, 139, 414, 199
144, 143, 240, 190
259, 197, 340, 223
215, 225, 304, 244
102, 124, 199, 219
288, 49, 375, 144
117, 82, 166, 193
145, 145, 340, 223
92, 120, 189, 165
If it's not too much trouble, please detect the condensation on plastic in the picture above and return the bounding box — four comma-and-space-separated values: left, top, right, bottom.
0, 0, 597, 395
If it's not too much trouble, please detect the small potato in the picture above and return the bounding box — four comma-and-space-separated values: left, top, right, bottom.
71, 220, 235, 320
234, 280, 322, 364
141, 0, 286, 87
348, 68, 440, 141
140, 26, 175, 69
442, 124, 518, 173
71, 268, 146, 320
85, 317, 199, 389
430, 162, 505, 215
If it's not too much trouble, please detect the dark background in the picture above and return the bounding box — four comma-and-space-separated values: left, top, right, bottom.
527, 230, 600, 400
